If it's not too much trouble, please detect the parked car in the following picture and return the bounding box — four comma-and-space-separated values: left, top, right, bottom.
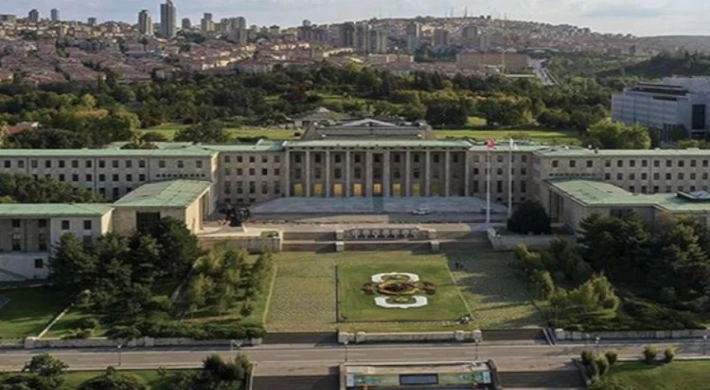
412, 207, 431, 215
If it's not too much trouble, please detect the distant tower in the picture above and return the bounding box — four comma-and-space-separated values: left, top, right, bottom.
182, 17, 191, 30
433, 29, 450, 46
405, 21, 420, 52
355, 22, 371, 53
87, 17, 97, 26
50, 8, 59, 22
138, 10, 154, 36
28, 9, 39, 23
339, 22, 355, 48
201, 13, 213, 33
159, 0, 177, 38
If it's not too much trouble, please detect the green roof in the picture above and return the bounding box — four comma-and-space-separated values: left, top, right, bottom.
286, 139, 472, 148
113, 180, 211, 208
535, 147, 710, 158
202, 142, 285, 153
0, 146, 216, 157
548, 179, 710, 213
0, 203, 113, 217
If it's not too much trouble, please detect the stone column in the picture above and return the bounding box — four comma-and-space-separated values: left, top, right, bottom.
305, 150, 311, 197
366, 151, 373, 197
464, 152, 471, 197
345, 150, 351, 197
405, 150, 412, 197
284, 148, 290, 197
425, 150, 431, 197
325, 150, 331, 198
383, 150, 391, 197
444, 150, 451, 197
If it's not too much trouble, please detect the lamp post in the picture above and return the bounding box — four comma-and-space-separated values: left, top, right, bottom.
703, 335, 707, 356
230, 339, 242, 355
117, 344, 122, 367
595, 337, 600, 354
585, 333, 590, 346
475, 338, 480, 360
343, 340, 349, 363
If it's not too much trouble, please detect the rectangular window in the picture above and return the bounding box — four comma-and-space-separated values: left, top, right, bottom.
617, 160, 623, 168
45, 160, 52, 168
629, 160, 636, 168
654, 160, 660, 168
237, 168, 243, 175
261, 182, 268, 194
641, 173, 647, 180
3, 160, 10, 168
18, 160, 24, 168
294, 168, 302, 179
334, 168, 342, 179
274, 168, 280, 176
552, 160, 558, 168
112, 160, 119, 168
641, 160, 648, 167
274, 182, 281, 194
159, 160, 165, 168
139, 160, 146, 168
262, 156, 269, 163
31, 160, 37, 168
249, 168, 255, 176
521, 181, 527, 193
139, 174, 146, 181
654, 173, 659, 180
679, 160, 685, 168
126, 174, 133, 182
691, 160, 697, 167
11, 219, 20, 228
99, 160, 106, 168
617, 173, 623, 180
679, 173, 685, 180
586, 160, 593, 168
85, 160, 92, 168
177, 160, 184, 168
72, 160, 78, 168
666, 173, 672, 180
262, 168, 268, 176
474, 181, 479, 192
86, 174, 92, 181
83, 220, 92, 230
569, 160, 576, 168
125, 160, 132, 168
112, 174, 119, 182
274, 156, 280, 163
34, 259, 43, 269
99, 174, 106, 182
61, 220, 70, 230
196, 160, 203, 169
605, 160, 611, 167
497, 181, 503, 193
604, 173, 611, 180
38, 219, 48, 228
630, 173, 636, 180
354, 155, 361, 164
666, 160, 672, 167
72, 174, 79, 182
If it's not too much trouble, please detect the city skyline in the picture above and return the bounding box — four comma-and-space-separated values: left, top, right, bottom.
0, 0, 706, 37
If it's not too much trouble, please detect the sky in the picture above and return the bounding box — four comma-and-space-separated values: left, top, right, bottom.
2, 0, 707, 37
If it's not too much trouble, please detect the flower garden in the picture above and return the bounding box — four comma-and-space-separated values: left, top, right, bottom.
339, 261, 470, 322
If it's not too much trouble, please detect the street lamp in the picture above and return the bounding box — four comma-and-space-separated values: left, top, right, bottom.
703, 335, 707, 356
585, 333, 590, 346
475, 338, 481, 360
117, 344, 122, 367
595, 337, 600, 354
343, 340, 349, 363
230, 339, 242, 353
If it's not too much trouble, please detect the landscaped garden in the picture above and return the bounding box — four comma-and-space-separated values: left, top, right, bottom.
591, 360, 710, 389
265, 250, 541, 332
339, 261, 469, 322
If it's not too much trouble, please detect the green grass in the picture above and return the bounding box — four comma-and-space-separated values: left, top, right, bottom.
60, 369, 192, 390
596, 361, 710, 390
435, 129, 580, 145
339, 261, 469, 322
140, 124, 297, 141
42, 306, 102, 339
0, 287, 71, 339
265, 251, 540, 332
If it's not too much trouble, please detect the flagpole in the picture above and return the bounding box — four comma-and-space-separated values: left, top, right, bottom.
508, 138, 513, 219
486, 147, 491, 228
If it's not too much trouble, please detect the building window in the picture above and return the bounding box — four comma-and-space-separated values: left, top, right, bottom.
261, 182, 269, 194
18, 160, 24, 168
196, 161, 203, 169
262, 168, 268, 176
679, 173, 685, 180
294, 168, 302, 179
249, 182, 256, 194
139, 160, 146, 168
604, 173, 611, 180
354, 155, 362, 164
11, 219, 20, 228
691, 160, 697, 167
521, 168, 527, 175
666, 173, 672, 180
61, 220, 70, 230
274, 156, 280, 163
496, 181, 503, 193
654, 173, 659, 180
586, 160, 593, 168
496, 168, 503, 175
413, 168, 420, 179
126, 174, 133, 182
177, 160, 184, 168
274, 169, 280, 176
552, 160, 558, 168
334, 168, 342, 179
38, 219, 47, 228
704, 160, 709, 168
83, 220, 92, 230
249, 156, 256, 163
569, 160, 576, 168
274, 182, 281, 194
629, 160, 635, 168
315, 167, 322, 179
262, 156, 269, 163
630, 186, 635, 193
604, 160, 611, 168
159, 160, 166, 168
139, 174, 146, 181
72, 174, 79, 182
125, 160, 132, 168
617, 160, 623, 168
641, 160, 648, 167
374, 154, 382, 163
112, 160, 119, 168
34, 259, 43, 269
237, 168, 243, 175
2, 161, 9, 168
679, 160, 685, 168
224, 156, 231, 163
617, 173, 623, 180
654, 160, 660, 168
225, 168, 231, 176
666, 160, 672, 167
691, 173, 697, 180
653, 186, 659, 193
249, 168, 255, 176
394, 154, 401, 163
99, 160, 106, 168
641, 186, 647, 193
641, 173, 647, 180
630, 173, 635, 180
112, 174, 119, 182
86, 174, 92, 181
354, 167, 362, 179
112, 188, 120, 199
31, 160, 37, 168
520, 181, 527, 193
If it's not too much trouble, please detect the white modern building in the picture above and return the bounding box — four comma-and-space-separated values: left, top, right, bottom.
612, 77, 710, 140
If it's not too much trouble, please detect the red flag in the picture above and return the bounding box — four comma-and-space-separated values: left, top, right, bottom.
486, 139, 496, 150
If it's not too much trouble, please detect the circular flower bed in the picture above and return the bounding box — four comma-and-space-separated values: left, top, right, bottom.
377, 280, 419, 295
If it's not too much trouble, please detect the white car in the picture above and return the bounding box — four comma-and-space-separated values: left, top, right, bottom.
412, 207, 431, 215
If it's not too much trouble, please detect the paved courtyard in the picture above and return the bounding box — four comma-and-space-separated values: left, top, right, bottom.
249, 197, 507, 223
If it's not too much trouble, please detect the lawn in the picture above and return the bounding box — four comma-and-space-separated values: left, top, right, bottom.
265, 251, 540, 332
435, 129, 580, 145
596, 361, 710, 390
139, 124, 297, 140
60, 369, 193, 390
338, 260, 469, 322
0, 287, 71, 339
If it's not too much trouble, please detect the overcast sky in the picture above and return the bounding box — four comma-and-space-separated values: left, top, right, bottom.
2, 0, 705, 36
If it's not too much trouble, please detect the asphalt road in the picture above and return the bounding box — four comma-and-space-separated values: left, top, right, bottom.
1, 340, 708, 374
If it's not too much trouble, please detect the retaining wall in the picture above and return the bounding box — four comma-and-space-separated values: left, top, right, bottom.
200, 235, 282, 253
555, 329, 710, 341
20, 337, 262, 349
486, 228, 574, 251
338, 330, 482, 344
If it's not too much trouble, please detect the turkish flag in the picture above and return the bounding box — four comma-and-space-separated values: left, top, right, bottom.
486, 139, 496, 150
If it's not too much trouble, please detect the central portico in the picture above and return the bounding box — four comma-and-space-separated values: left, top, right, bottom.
284, 140, 470, 198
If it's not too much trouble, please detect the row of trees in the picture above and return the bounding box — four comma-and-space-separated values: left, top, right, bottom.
0, 353, 251, 390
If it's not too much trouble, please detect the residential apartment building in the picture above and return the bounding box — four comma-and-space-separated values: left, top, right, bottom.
612, 77, 710, 140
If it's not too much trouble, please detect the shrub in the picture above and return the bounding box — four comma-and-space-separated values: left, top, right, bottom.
80, 367, 146, 390
240, 302, 254, 317
507, 200, 551, 235
362, 283, 374, 295
605, 350, 618, 366
643, 345, 657, 364
595, 356, 610, 376
63, 328, 92, 340
77, 317, 99, 330
581, 350, 596, 366
663, 347, 676, 363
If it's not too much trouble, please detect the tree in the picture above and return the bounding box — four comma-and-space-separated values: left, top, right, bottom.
586, 119, 651, 149
79, 367, 146, 390
23, 354, 68, 377
152, 217, 203, 278
424, 100, 468, 127
139, 131, 169, 143
175, 121, 229, 143
50, 234, 97, 292
507, 200, 551, 235
643, 345, 657, 364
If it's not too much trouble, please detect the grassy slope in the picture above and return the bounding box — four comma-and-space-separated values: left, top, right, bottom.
265, 250, 540, 332
60, 370, 192, 390
598, 361, 710, 390
0, 287, 70, 339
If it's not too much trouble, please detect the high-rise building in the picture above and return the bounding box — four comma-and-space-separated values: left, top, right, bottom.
28, 9, 39, 23
355, 22, 370, 53
182, 17, 191, 30
0, 14, 17, 24
87, 17, 97, 26
369, 29, 388, 54
159, 0, 177, 38
269, 25, 280, 37
405, 22, 420, 52
200, 13, 213, 33
226, 16, 247, 44
339, 22, 355, 48
50, 8, 59, 22
138, 10, 154, 36
433, 29, 450, 46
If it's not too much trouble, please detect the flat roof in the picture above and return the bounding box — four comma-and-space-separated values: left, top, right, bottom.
113, 180, 212, 208
0, 146, 217, 157
286, 139, 472, 148
548, 179, 710, 213
0, 203, 113, 217
535, 147, 710, 158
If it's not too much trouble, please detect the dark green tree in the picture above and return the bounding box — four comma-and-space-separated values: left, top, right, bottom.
79, 367, 146, 390
507, 200, 551, 235
50, 234, 97, 292
175, 121, 229, 143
